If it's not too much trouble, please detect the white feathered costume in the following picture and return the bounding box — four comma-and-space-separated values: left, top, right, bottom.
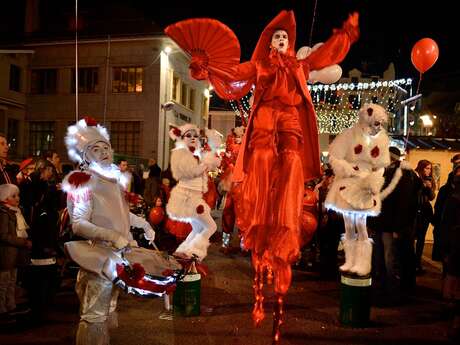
62, 117, 155, 345
166, 124, 221, 260
325, 104, 391, 276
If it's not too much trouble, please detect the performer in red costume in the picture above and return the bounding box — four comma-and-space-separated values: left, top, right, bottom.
166, 10, 359, 343
219, 126, 245, 252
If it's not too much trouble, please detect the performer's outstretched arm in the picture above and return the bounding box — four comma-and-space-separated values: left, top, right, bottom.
300, 12, 359, 72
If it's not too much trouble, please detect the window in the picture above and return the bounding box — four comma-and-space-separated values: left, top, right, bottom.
189, 88, 196, 111
110, 121, 141, 156
72, 67, 99, 93
112, 67, 143, 93
181, 83, 188, 106
9, 65, 21, 92
172, 74, 180, 101
7, 119, 20, 157
29, 121, 55, 156
31, 69, 57, 94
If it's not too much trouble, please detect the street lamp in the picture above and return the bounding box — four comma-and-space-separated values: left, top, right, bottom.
161, 101, 176, 169
420, 114, 433, 135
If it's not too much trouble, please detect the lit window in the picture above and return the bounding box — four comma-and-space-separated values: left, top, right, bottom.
112, 67, 143, 93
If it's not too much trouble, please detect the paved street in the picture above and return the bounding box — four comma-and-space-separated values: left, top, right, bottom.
0, 240, 453, 345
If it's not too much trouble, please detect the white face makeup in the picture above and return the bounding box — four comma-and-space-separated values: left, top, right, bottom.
271, 30, 289, 54
182, 129, 200, 149
85, 141, 113, 167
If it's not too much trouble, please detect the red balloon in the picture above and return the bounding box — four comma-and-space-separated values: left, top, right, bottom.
149, 207, 165, 225
300, 211, 318, 246
411, 38, 439, 74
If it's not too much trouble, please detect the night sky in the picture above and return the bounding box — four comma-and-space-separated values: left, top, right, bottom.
1, 0, 458, 93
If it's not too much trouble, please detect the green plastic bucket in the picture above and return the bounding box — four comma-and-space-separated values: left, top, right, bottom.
339, 273, 372, 327
173, 273, 201, 316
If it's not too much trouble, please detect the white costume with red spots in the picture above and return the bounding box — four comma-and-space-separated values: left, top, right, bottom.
326, 104, 390, 276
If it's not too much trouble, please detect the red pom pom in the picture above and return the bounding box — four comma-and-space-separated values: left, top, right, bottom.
68, 171, 91, 187
354, 144, 363, 154
367, 108, 373, 116
196, 204, 205, 214
83, 116, 98, 126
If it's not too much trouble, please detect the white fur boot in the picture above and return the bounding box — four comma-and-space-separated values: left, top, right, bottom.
350, 239, 373, 276
188, 233, 210, 261
339, 240, 355, 272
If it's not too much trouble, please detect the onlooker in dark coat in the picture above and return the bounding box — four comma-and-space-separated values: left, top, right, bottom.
0, 185, 32, 323
369, 147, 422, 302
440, 162, 460, 341
23, 159, 60, 323
414, 159, 436, 273
432, 153, 460, 262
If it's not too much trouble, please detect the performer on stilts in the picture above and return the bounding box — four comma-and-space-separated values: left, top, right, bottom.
165, 10, 359, 343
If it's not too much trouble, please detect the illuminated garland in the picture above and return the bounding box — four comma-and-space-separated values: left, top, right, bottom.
227, 78, 413, 134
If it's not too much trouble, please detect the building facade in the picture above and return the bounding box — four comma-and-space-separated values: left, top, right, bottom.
18, 36, 209, 168
0, 49, 34, 159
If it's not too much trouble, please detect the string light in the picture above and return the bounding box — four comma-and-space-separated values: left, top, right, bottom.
228, 78, 412, 134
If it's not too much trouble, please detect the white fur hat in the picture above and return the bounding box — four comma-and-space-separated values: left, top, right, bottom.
0, 184, 19, 202
169, 123, 200, 141
65, 116, 110, 163
358, 103, 388, 126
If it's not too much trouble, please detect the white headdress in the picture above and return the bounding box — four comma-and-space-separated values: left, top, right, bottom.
168, 124, 200, 141
358, 103, 388, 127
65, 116, 111, 164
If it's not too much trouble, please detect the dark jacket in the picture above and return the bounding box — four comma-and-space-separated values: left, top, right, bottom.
441, 176, 460, 276
415, 174, 436, 226
0, 163, 17, 185
144, 177, 160, 208
27, 173, 60, 260
369, 162, 422, 235
0, 204, 29, 270
432, 172, 455, 261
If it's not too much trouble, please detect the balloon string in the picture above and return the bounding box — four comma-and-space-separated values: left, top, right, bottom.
309, 0, 319, 47
405, 72, 422, 151
416, 72, 422, 95
403, 126, 411, 152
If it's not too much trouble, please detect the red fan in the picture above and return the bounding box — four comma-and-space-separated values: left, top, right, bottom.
165, 19, 253, 100
165, 18, 241, 70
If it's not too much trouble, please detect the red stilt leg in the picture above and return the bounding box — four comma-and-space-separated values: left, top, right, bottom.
272, 293, 284, 345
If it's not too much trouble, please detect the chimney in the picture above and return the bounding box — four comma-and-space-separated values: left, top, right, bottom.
24, 0, 40, 34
